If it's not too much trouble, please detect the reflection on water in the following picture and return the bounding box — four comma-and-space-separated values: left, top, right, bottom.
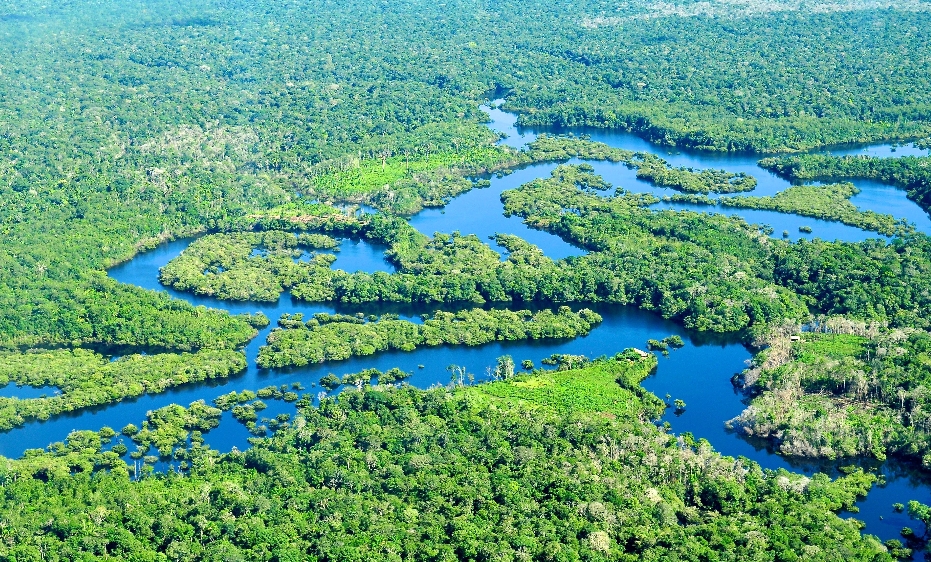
329, 238, 395, 274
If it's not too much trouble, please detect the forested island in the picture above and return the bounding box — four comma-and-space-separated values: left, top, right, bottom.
4, 0, 931, 559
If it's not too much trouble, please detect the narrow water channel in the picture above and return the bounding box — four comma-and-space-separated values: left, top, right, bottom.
4, 103, 931, 545
480, 102, 931, 543
484, 101, 931, 238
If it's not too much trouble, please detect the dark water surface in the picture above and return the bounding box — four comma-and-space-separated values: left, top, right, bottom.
3, 104, 930, 545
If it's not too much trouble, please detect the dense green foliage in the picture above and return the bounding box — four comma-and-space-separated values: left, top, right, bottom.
0, 356, 891, 561
238, 312, 271, 329
225, 134, 765, 217
257, 307, 602, 368
636, 158, 757, 194
646, 336, 684, 352
3, 0, 931, 351
507, 7, 931, 152
760, 153, 931, 214
244, 165, 814, 332
177, 164, 931, 338
6, 0, 931, 556
502, 165, 812, 331
500, 165, 931, 334
0, 274, 258, 351
663, 182, 909, 236
0, 348, 246, 431
126, 400, 224, 460
769, 237, 931, 331
721, 183, 909, 236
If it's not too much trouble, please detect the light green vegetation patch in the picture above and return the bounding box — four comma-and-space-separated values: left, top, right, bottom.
793, 333, 870, 363
307, 134, 761, 214
310, 146, 511, 196
463, 350, 662, 420
721, 183, 910, 236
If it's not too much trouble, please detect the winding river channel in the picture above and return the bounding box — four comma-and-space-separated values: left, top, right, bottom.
4, 104, 931, 543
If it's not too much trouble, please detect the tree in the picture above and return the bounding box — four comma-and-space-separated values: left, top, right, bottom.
907, 500, 931, 540
494, 355, 515, 380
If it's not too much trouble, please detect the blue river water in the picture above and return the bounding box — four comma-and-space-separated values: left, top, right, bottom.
3, 103, 931, 545
0, 384, 59, 400
484, 101, 931, 240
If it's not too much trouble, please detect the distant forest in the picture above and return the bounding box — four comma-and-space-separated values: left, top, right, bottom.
4, 0, 931, 559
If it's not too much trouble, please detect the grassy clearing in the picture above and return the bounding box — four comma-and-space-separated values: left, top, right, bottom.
310, 147, 512, 196
462, 352, 661, 420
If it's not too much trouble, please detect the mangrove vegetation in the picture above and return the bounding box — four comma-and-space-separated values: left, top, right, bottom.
257, 307, 603, 369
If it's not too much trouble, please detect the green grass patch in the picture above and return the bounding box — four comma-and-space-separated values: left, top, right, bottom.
310, 147, 511, 196
795, 333, 869, 363
461, 353, 660, 420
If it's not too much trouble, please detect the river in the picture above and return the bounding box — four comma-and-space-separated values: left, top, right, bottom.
3, 103, 931, 545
